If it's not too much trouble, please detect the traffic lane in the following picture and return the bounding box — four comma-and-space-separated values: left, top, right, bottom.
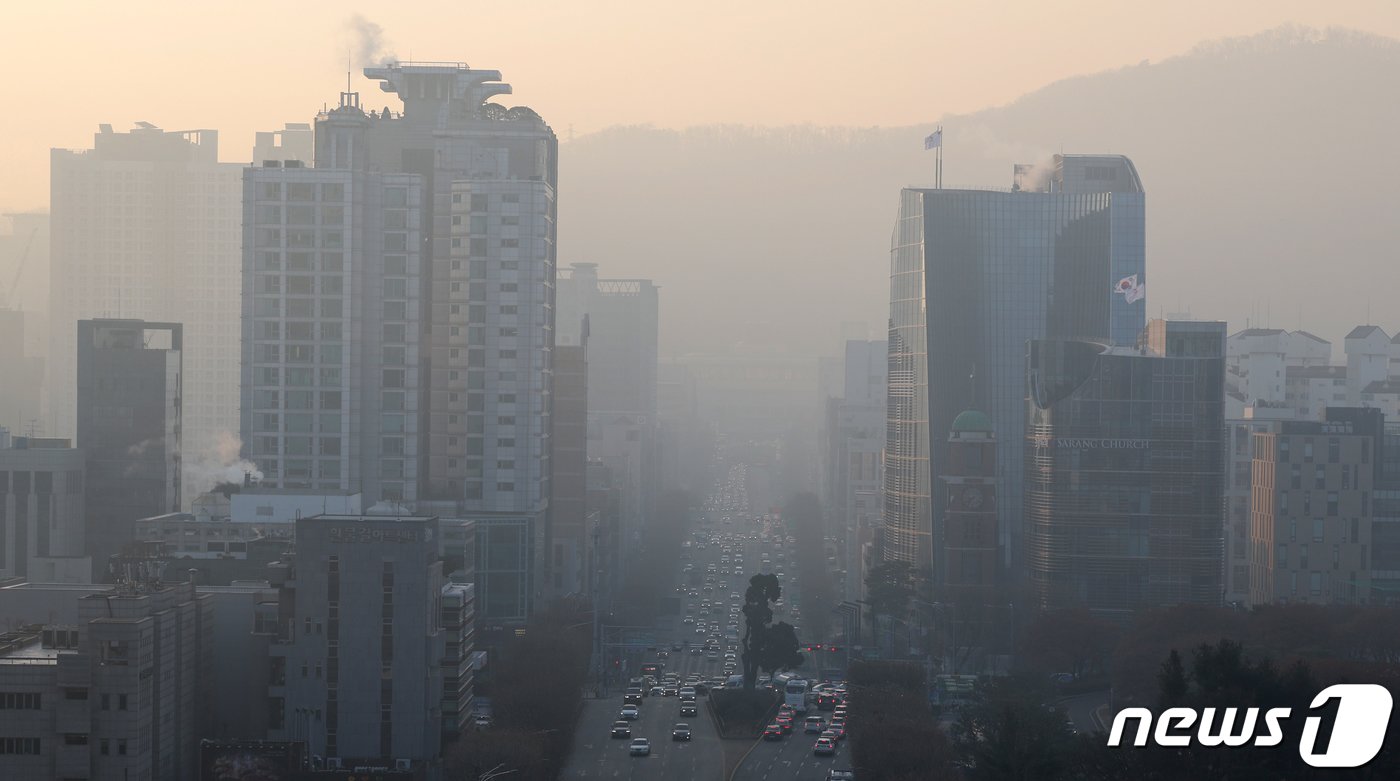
560, 696, 723, 781
732, 720, 846, 781
1059, 690, 1109, 734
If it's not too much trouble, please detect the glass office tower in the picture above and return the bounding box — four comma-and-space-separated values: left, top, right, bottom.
1024, 321, 1226, 614
883, 154, 1146, 581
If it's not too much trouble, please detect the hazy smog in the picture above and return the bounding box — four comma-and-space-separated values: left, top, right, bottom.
0, 3, 1398, 780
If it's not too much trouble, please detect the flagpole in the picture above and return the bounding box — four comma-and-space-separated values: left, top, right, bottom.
936, 125, 943, 189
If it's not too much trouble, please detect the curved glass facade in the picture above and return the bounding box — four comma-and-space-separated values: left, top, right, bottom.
1025, 331, 1225, 614
882, 156, 1146, 583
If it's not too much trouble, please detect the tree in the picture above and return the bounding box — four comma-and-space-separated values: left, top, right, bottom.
864, 560, 916, 652
1019, 609, 1119, 680
741, 573, 804, 689
1155, 649, 1187, 709
949, 676, 1076, 781
846, 661, 958, 781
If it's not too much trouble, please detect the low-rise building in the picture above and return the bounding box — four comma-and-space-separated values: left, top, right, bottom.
0, 577, 211, 780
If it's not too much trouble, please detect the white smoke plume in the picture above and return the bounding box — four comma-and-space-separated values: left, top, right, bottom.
183, 431, 264, 498
347, 15, 398, 68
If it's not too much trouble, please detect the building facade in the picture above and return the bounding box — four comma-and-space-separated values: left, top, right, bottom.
884, 154, 1147, 580
823, 340, 886, 605
269, 514, 450, 771
0, 579, 212, 781
51, 125, 240, 499
938, 409, 1000, 670
77, 319, 182, 575
1248, 408, 1383, 605
1024, 321, 1225, 614
548, 340, 589, 599
556, 263, 659, 569
0, 434, 87, 582
241, 163, 425, 504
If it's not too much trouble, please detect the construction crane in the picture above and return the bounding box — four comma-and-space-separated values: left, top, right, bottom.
0, 226, 37, 310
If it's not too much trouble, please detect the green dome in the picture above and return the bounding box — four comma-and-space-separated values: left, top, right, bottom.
950, 409, 993, 433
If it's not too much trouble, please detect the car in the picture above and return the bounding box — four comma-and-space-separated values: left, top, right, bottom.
763, 723, 785, 741
814, 737, 836, 756
778, 704, 796, 716
624, 691, 642, 705
629, 737, 651, 756
683, 617, 695, 625
473, 714, 493, 730
804, 715, 826, 733
671, 643, 683, 652
775, 715, 794, 733
620, 705, 640, 720
611, 720, 631, 739
680, 702, 698, 717
828, 725, 846, 741
827, 770, 856, 781
663, 685, 679, 696
650, 686, 666, 697
672, 722, 692, 741
690, 646, 703, 655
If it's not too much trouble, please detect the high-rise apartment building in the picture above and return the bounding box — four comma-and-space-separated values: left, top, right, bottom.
51, 126, 240, 500
556, 263, 659, 563
1024, 320, 1226, 615
244, 66, 557, 620
77, 319, 182, 573
884, 154, 1146, 581
241, 163, 425, 504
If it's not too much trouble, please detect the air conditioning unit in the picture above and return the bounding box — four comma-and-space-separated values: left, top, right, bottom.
395, 758, 412, 771
326, 757, 343, 770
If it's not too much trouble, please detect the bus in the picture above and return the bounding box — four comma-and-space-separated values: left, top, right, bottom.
783, 678, 810, 713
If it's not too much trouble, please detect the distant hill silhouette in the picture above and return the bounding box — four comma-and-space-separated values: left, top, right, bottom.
559, 26, 1400, 357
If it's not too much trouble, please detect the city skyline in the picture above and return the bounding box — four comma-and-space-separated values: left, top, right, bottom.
3, 6, 1400, 779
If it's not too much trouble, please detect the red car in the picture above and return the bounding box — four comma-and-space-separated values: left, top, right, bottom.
763, 723, 785, 741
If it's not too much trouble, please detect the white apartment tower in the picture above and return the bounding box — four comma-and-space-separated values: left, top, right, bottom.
50, 125, 241, 502
241, 157, 425, 504
243, 65, 557, 614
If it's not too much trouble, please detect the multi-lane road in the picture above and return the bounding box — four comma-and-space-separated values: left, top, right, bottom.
563, 461, 849, 781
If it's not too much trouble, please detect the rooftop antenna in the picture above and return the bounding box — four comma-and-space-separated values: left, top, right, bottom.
347, 49, 352, 95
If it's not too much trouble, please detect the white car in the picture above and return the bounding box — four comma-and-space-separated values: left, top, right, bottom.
630, 737, 651, 756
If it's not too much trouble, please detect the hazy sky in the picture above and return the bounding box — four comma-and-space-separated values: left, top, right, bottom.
2, 0, 1398, 214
